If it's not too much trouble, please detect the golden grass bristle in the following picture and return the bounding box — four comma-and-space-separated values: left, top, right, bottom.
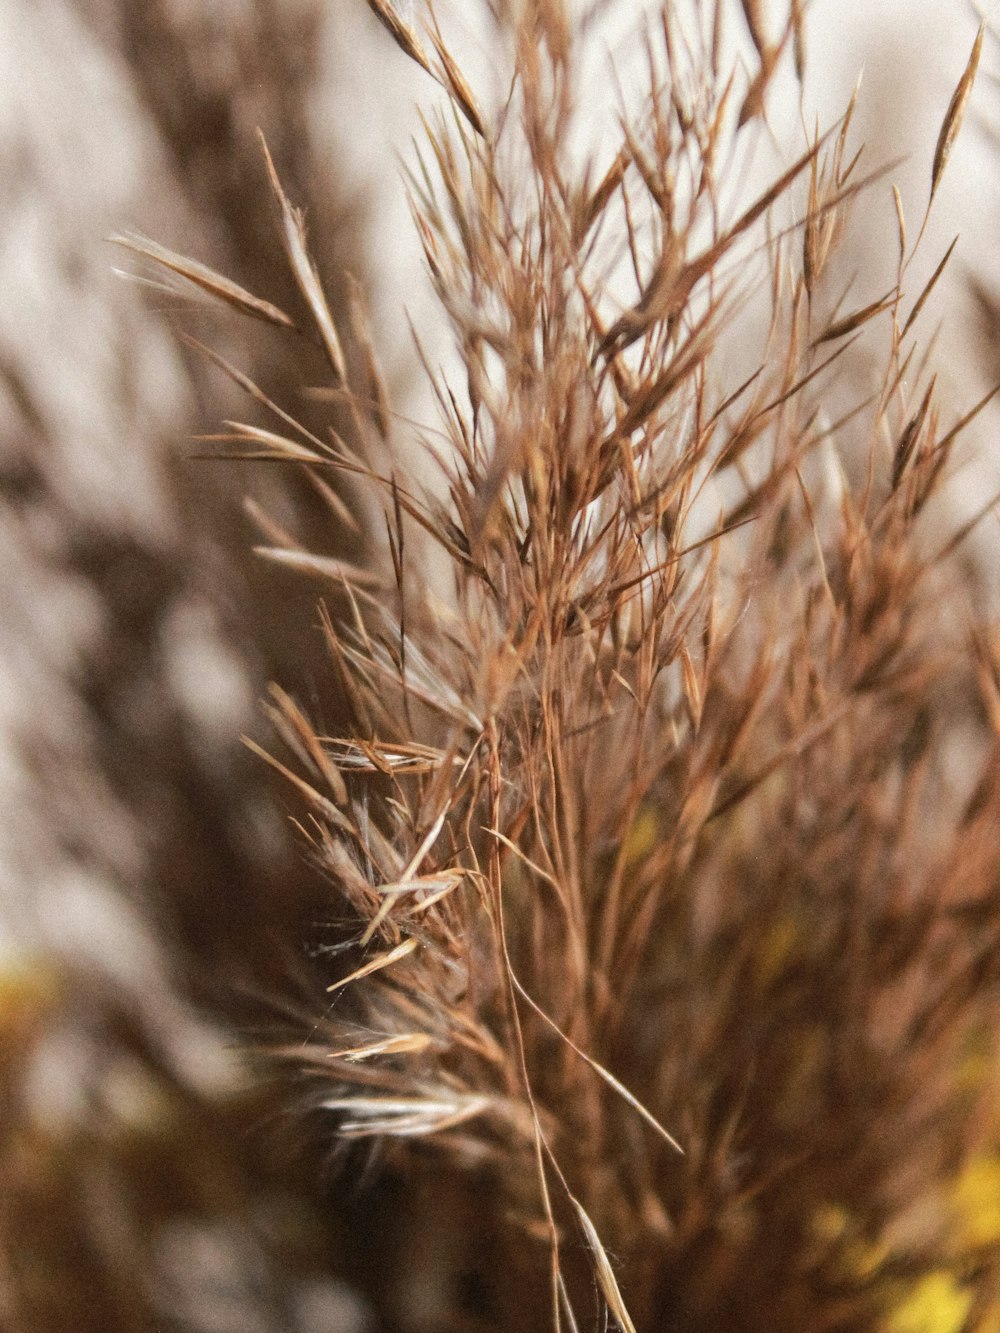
426, 17, 487, 138
326, 938, 419, 992
327, 1033, 436, 1061
931, 23, 984, 201
264, 683, 350, 806
811, 288, 897, 346
364, 0, 435, 76
180, 333, 329, 449
259, 134, 348, 385
241, 735, 354, 835
251, 546, 381, 587
892, 183, 907, 263
901, 234, 959, 337
573, 1199, 638, 1333
203, 420, 330, 463
110, 232, 298, 331
344, 274, 391, 441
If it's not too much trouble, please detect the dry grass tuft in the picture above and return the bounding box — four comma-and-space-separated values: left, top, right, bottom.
137, 2, 1000, 1327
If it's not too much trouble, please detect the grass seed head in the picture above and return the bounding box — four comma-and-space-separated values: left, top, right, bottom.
136, 3, 1000, 1328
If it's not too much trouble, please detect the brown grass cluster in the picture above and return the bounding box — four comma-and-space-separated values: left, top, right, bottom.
133, 2, 1000, 1328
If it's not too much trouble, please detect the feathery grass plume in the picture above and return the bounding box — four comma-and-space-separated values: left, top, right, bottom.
145, 2, 1000, 1327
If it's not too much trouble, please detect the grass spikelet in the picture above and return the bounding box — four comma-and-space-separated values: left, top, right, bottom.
931, 22, 984, 201
251, 545, 381, 586
902, 234, 959, 337
573, 1198, 638, 1333
811, 288, 897, 346
259, 134, 348, 385
109, 232, 299, 331
363, 0, 435, 74
426, 15, 487, 138
325, 937, 419, 991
